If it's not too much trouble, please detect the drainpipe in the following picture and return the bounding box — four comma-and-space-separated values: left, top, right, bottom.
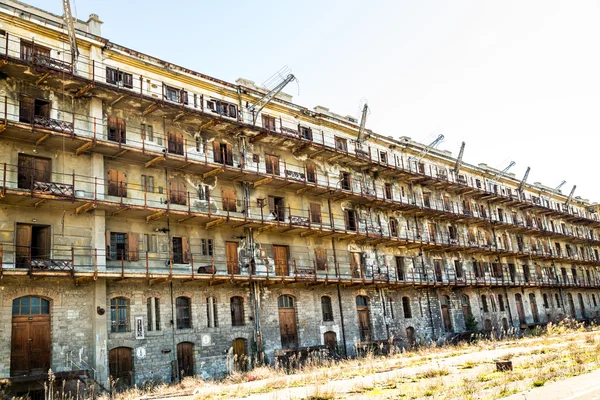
164, 167, 178, 383
331, 238, 347, 358
421, 253, 435, 339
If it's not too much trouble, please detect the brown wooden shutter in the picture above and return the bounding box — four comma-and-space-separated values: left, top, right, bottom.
268, 196, 275, 215
315, 248, 327, 270
310, 203, 321, 223
213, 141, 222, 163
181, 90, 189, 105
117, 171, 127, 197
107, 169, 118, 196
118, 117, 126, 142
106, 230, 114, 260
225, 143, 233, 166
19, 96, 34, 123
182, 237, 189, 263
123, 72, 133, 89
17, 154, 33, 189
306, 164, 316, 183
34, 158, 51, 183
222, 189, 236, 212
128, 232, 139, 261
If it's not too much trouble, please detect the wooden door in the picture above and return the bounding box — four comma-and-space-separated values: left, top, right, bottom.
33, 157, 51, 183
357, 308, 371, 342
324, 331, 337, 351
232, 338, 247, 372
350, 252, 362, 278
434, 259, 443, 282
177, 342, 194, 378
441, 305, 452, 332
568, 294, 576, 318
428, 223, 436, 242
11, 316, 51, 376
109, 347, 133, 389
226, 242, 239, 274
309, 203, 321, 224
529, 294, 539, 323
406, 327, 415, 345
278, 308, 298, 348
515, 294, 526, 324
33, 226, 50, 259
16, 224, 32, 268
273, 245, 289, 276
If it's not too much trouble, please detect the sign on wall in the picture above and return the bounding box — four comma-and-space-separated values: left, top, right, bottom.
135, 316, 145, 339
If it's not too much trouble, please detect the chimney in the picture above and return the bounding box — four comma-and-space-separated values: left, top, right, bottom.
87, 13, 103, 36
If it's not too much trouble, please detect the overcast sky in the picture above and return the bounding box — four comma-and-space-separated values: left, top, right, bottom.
25, 0, 600, 202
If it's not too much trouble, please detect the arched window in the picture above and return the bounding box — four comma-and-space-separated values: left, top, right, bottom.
356, 296, 371, 342
402, 296, 412, 318
278, 295, 295, 308
481, 295, 489, 313
555, 293, 562, 308
12, 296, 50, 315
110, 297, 130, 332
176, 297, 191, 329
321, 296, 333, 322
461, 295, 472, 319
490, 295, 497, 312
231, 296, 244, 326
356, 295, 369, 307
543, 293, 549, 308
498, 294, 505, 312
206, 296, 218, 328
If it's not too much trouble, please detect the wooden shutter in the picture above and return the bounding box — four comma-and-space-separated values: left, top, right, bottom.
107, 169, 118, 196
34, 157, 51, 183
213, 141, 222, 163
315, 248, 327, 270
182, 237, 189, 264
222, 188, 236, 212
181, 90, 189, 105
117, 118, 126, 143
310, 203, 321, 223
123, 72, 133, 89
268, 196, 275, 215
106, 67, 117, 84
106, 230, 114, 260
225, 143, 233, 166
19, 96, 34, 123
128, 232, 139, 261
306, 164, 316, 183
117, 171, 127, 197
17, 154, 33, 189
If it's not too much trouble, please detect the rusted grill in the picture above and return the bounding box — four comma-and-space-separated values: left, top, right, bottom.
33, 53, 72, 73
33, 115, 74, 134
33, 181, 74, 197
30, 259, 73, 271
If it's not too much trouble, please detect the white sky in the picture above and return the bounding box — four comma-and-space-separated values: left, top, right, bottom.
25, 0, 600, 201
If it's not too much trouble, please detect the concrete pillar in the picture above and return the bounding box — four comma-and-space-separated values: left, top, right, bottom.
91, 209, 106, 271
92, 278, 108, 385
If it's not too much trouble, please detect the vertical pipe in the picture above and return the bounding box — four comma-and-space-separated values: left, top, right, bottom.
331, 238, 347, 358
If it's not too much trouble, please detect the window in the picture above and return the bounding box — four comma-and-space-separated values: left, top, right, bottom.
340, 172, 352, 191
168, 131, 184, 155
384, 183, 393, 200
265, 154, 280, 175
141, 175, 154, 193
20, 40, 50, 62
172, 237, 189, 264
169, 177, 187, 205
201, 239, 214, 256
207, 297, 218, 327
164, 85, 184, 103
107, 116, 126, 143
498, 294, 505, 311
481, 295, 489, 312
110, 297, 129, 333
454, 260, 463, 279
12, 296, 50, 315
206, 100, 237, 118
261, 115, 276, 131
335, 137, 348, 152
344, 209, 357, 231
490, 296, 497, 312
306, 164, 317, 183
143, 234, 158, 253
146, 297, 160, 331
396, 257, 405, 280
213, 141, 233, 166
310, 203, 322, 224
315, 248, 327, 270
176, 297, 191, 329
106, 67, 133, 89
19, 96, 50, 124
379, 151, 388, 164
389, 218, 399, 237
299, 126, 312, 140
222, 188, 237, 212
231, 296, 245, 326
402, 296, 412, 318
543, 293, 549, 308
321, 296, 333, 321
142, 123, 161, 145
555, 293, 562, 308
17, 154, 51, 189
107, 231, 139, 261
198, 185, 211, 201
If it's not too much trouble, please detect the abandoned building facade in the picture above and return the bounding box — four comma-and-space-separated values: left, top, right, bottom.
2, 0, 600, 393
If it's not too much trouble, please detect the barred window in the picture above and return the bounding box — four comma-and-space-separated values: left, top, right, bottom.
110, 297, 129, 333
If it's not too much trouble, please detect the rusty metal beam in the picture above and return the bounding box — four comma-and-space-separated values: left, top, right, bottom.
74, 82, 94, 98
113, 149, 129, 158
202, 167, 223, 179
146, 211, 167, 223
75, 142, 93, 156
110, 94, 128, 107
111, 207, 131, 216
253, 177, 272, 188
142, 103, 162, 117
34, 199, 46, 207
35, 134, 51, 146
35, 72, 50, 86
177, 215, 195, 223
258, 224, 276, 233
75, 202, 96, 215
145, 156, 165, 168
205, 218, 225, 229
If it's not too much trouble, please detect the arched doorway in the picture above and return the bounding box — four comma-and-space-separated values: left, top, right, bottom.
529, 293, 539, 323
567, 293, 576, 318
440, 295, 453, 332
278, 295, 298, 348
11, 296, 51, 377
578, 293, 586, 318
324, 331, 337, 352
109, 347, 133, 389
406, 327, 416, 346
356, 296, 371, 342
232, 338, 247, 372
515, 294, 526, 324
177, 342, 194, 378
483, 319, 492, 332
501, 317, 509, 332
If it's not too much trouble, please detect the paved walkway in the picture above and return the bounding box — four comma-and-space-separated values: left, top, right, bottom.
503, 368, 600, 400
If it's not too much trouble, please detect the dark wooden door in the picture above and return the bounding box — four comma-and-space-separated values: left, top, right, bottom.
357, 308, 371, 342
109, 347, 133, 389
278, 308, 298, 348
274, 245, 289, 276
406, 327, 415, 345
515, 295, 526, 324
177, 342, 194, 378
324, 331, 337, 351
11, 315, 51, 376
568, 294, 576, 318
232, 338, 247, 372
16, 224, 32, 268
434, 259, 443, 282
441, 305, 452, 332
226, 242, 239, 274
529, 294, 539, 323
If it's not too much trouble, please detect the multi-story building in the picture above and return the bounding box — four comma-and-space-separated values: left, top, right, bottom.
1, 0, 600, 396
